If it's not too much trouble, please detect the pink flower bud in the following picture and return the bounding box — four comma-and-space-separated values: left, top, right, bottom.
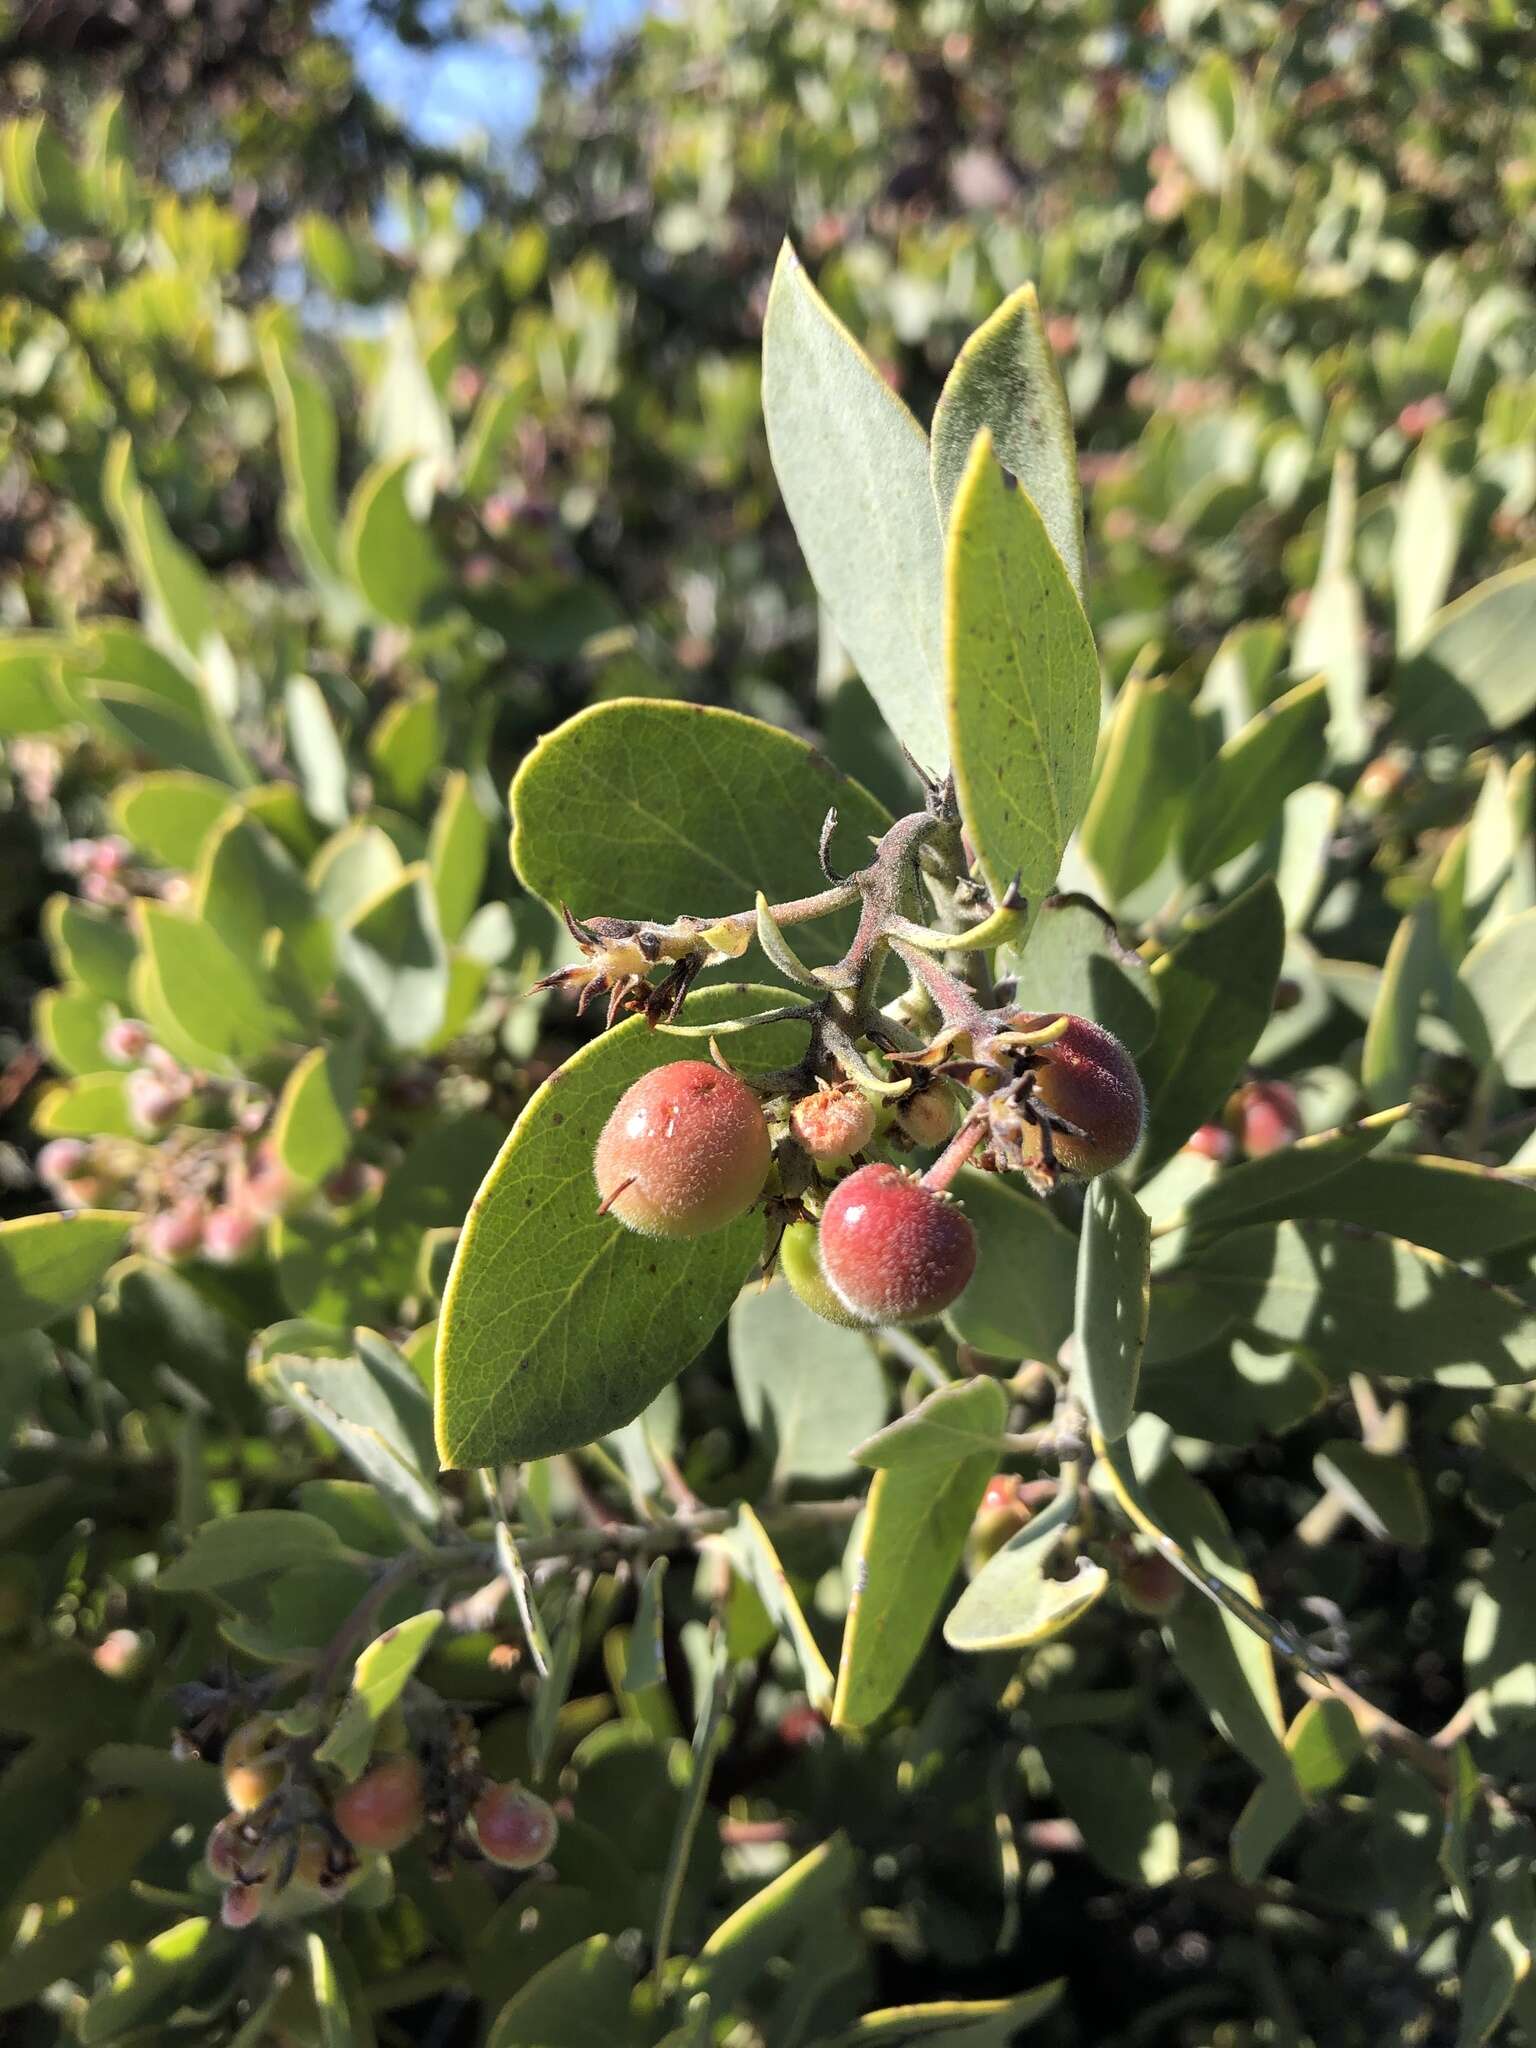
201, 1205, 260, 1265
145, 1201, 207, 1262
128, 1068, 186, 1133
102, 1018, 151, 1064
37, 1138, 90, 1185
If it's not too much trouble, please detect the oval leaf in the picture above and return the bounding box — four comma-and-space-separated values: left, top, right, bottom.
1074, 1175, 1150, 1443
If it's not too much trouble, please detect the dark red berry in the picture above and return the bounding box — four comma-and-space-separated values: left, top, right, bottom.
818, 1163, 976, 1325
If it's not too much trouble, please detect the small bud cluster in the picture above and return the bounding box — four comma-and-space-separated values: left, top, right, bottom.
562, 790, 1148, 1330
198, 1710, 560, 1931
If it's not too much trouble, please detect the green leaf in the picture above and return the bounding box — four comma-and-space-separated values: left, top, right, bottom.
944, 431, 1099, 923
944, 1492, 1107, 1652
1174, 1107, 1410, 1238
311, 821, 404, 925
284, 676, 350, 830
624, 1558, 668, 1695
429, 770, 491, 942
315, 1609, 444, 1778
256, 1329, 439, 1529
762, 243, 947, 772
0, 634, 69, 735
685, 1833, 856, 2004
1398, 560, 1536, 744
0, 1212, 135, 1334
512, 699, 887, 967
44, 895, 137, 1006
1038, 1730, 1179, 1886
157, 1510, 347, 1592
1460, 908, 1536, 1086
730, 1283, 886, 1482
110, 770, 229, 870
834, 1378, 1007, 1730
259, 316, 345, 588
1362, 902, 1438, 1108
1313, 1440, 1429, 1544
1074, 1175, 1150, 1442
823, 1983, 1063, 2045
135, 900, 280, 1068
369, 684, 442, 808
1004, 897, 1158, 1054
342, 455, 446, 627
1184, 1222, 1536, 1386
1176, 675, 1328, 883
101, 435, 227, 685
1231, 1695, 1362, 1882
943, 1168, 1077, 1362
272, 1041, 363, 1188
1231, 1152, 1536, 1260
435, 987, 807, 1467
930, 283, 1084, 595
337, 862, 449, 1052
1393, 444, 1464, 655
78, 1916, 223, 2047
486, 1935, 639, 2048
716, 1506, 835, 1711
1141, 1338, 1326, 1444
1456, 1903, 1534, 2048
1135, 879, 1285, 1173
193, 805, 324, 981
1295, 453, 1368, 763
33, 985, 112, 1076
1080, 678, 1204, 904
31, 1073, 136, 1139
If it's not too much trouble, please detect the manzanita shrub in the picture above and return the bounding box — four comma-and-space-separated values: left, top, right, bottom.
4, 66, 1536, 2046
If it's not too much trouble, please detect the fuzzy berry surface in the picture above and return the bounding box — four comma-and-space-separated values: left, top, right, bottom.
789, 1084, 876, 1165
1014, 1014, 1145, 1180
818, 1163, 976, 1325
472, 1783, 559, 1868
332, 1755, 425, 1855
779, 1217, 872, 1328
594, 1060, 770, 1239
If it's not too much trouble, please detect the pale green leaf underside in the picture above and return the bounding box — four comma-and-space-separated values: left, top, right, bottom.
762, 242, 948, 775
930, 282, 1085, 597
944, 432, 1099, 923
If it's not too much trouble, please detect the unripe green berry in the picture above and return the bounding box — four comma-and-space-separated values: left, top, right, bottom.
896, 1084, 959, 1149
594, 1061, 770, 1239
780, 1218, 872, 1328
222, 1716, 284, 1815
818, 1163, 976, 1325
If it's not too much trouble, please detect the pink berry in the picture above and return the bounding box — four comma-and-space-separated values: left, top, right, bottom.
1183, 1122, 1235, 1164
332, 1755, 425, 1856
201, 1206, 260, 1265
1233, 1081, 1302, 1158
789, 1085, 876, 1166
145, 1200, 206, 1262
818, 1163, 976, 1325
127, 1067, 186, 1133
594, 1062, 771, 1240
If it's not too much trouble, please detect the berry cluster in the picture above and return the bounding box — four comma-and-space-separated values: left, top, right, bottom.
558, 783, 1148, 1327
201, 1710, 558, 1930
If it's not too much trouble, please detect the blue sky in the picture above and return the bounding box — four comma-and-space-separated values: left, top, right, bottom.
321, 0, 653, 151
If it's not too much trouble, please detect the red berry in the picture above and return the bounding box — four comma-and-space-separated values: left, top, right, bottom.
1008, 1014, 1145, 1182
594, 1061, 770, 1240
789, 1084, 876, 1166
472, 1783, 559, 1868
779, 1217, 871, 1328
818, 1163, 976, 1325
897, 1085, 959, 1149
1232, 1080, 1302, 1158
332, 1755, 425, 1855
1119, 1551, 1184, 1617
1182, 1122, 1235, 1164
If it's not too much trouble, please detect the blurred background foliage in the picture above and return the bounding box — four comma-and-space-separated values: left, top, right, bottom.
4, 1, 1536, 2043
